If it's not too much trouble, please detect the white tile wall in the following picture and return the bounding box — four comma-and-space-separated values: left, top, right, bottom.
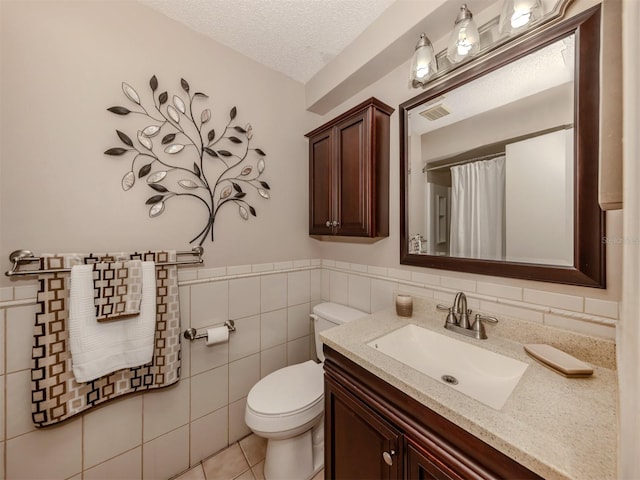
0, 259, 620, 479
83, 395, 143, 468
84, 447, 142, 480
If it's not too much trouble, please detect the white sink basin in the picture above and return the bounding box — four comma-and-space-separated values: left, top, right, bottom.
367, 324, 528, 410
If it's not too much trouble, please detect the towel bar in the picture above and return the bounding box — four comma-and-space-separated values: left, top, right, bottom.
183, 321, 236, 341
5, 246, 204, 277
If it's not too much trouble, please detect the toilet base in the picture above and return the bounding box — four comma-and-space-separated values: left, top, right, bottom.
262, 421, 324, 480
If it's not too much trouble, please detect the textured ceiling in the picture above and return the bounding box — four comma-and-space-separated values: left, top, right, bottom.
139, 0, 396, 84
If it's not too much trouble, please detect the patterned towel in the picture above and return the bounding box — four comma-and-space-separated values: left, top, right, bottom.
31, 251, 181, 427
93, 260, 143, 322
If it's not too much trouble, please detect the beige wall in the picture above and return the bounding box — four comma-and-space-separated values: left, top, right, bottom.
0, 0, 319, 289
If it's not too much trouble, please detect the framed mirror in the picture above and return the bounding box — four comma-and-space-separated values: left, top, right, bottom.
400, 5, 604, 288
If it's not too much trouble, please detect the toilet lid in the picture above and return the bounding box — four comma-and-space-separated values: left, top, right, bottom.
247, 360, 323, 416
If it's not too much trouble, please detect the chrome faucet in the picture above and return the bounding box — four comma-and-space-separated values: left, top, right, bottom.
437, 292, 498, 340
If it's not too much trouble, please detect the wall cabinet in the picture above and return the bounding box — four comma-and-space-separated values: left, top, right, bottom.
324, 346, 543, 480
305, 97, 394, 237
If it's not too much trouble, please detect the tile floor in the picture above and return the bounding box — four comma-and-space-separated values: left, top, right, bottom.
172, 433, 324, 480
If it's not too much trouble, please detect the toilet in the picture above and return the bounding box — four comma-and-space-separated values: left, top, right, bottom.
245, 302, 366, 480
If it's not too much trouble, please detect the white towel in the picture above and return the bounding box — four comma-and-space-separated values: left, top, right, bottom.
69, 261, 157, 382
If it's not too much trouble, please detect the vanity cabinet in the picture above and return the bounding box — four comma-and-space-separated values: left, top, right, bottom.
323, 345, 543, 480
305, 97, 393, 237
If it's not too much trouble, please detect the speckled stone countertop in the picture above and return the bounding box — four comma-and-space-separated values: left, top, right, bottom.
320, 297, 618, 480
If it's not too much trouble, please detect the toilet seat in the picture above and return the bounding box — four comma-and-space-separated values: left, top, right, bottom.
246, 360, 324, 435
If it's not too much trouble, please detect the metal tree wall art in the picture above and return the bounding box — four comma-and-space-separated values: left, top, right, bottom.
104, 75, 270, 245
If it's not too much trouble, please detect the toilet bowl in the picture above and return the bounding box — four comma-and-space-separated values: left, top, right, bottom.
245, 302, 366, 480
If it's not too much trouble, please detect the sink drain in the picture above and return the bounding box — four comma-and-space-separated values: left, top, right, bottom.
441, 374, 459, 385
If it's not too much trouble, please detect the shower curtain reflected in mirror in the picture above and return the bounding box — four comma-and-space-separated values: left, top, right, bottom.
450, 157, 505, 260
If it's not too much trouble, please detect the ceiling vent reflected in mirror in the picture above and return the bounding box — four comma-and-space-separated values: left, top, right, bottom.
419, 103, 451, 121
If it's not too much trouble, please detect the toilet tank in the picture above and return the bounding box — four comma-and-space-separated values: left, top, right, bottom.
311, 302, 367, 362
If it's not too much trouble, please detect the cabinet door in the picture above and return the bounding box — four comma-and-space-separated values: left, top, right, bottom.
406, 441, 467, 480
325, 376, 402, 480
334, 110, 372, 236
308, 129, 334, 235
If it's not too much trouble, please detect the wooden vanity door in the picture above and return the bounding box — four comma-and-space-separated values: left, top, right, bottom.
325, 375, 402, 480
406, 441, 466, 480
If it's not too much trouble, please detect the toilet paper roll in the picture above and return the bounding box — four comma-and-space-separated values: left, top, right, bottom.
206, 326, 229, 346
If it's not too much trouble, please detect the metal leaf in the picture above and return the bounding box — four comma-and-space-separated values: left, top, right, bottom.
232, 182, 242, 193
150, 75, 158, 92
234, 192, 246, 199
173, 95, 186, 114
139, 163, 152, 178
142, 125, 161, 137
220, 186, 232, 199
149, 183, 168, 193
257, 158, 265, 173
147, 171, 167, 184
204, 147, 218, 157
218, 150, 232, 157
116, 130, 133, 147
137, 131, 153, 150
238, 205, 248, 220
122, 171, 135, 191
233, 126, 247, 134
149, 201, 165, 217
255, 148, 266, 156
194, 92, 209, 98
230, 106, 237, 120
259, 180, 270, 190
193, 163, 201, 177
107, 106, 131, 115
105, 147, 127, 156
241, 167, 252, 176
122, 82, 141, 104
207, 129, 216, 142
158, 91, 168, 105
161, 133, 176, 145
164, 143, 184, 154
249, 206, 256, 216
181, 78, 190, 93
258, 188, 270, 199
201, 109, 211, 124
145, 194, 164, 205
167, 105, 180, 123
228, 136, 242, 144
178, 179, 199, 189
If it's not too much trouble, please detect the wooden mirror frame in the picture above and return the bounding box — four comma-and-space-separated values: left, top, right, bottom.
399, 5, 605, 288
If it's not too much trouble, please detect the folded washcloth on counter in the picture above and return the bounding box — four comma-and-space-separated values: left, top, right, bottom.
93, 260, 143, 322
69, 261, 157, 382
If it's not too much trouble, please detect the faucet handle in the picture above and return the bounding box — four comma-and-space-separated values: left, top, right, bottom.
436, 304, 458, 325
474, 314, 498, 325
471, 314, 498, 339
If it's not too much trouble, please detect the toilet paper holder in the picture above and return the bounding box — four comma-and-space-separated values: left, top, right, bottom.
183, 321, 236, 341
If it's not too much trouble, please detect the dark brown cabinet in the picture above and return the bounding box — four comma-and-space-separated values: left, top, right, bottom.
306, 97, 394, 237
324, 346, 543, 480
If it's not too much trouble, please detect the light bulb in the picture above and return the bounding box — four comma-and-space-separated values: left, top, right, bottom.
498, 0, 543, 36
446, 5, 480, 64
410, 34, 437, 87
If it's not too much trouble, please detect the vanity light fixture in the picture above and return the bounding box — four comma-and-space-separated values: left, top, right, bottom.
498, 0, 543, 35
410, 33, 438, 88
447, 4, 480, 64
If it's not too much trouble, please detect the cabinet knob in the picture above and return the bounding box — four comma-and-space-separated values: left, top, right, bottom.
325, 220, 331, 227
382, 450, 395, 466
332, 220, 340, 227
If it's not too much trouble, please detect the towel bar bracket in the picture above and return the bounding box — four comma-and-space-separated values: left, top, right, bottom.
183, 321, 236, 341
